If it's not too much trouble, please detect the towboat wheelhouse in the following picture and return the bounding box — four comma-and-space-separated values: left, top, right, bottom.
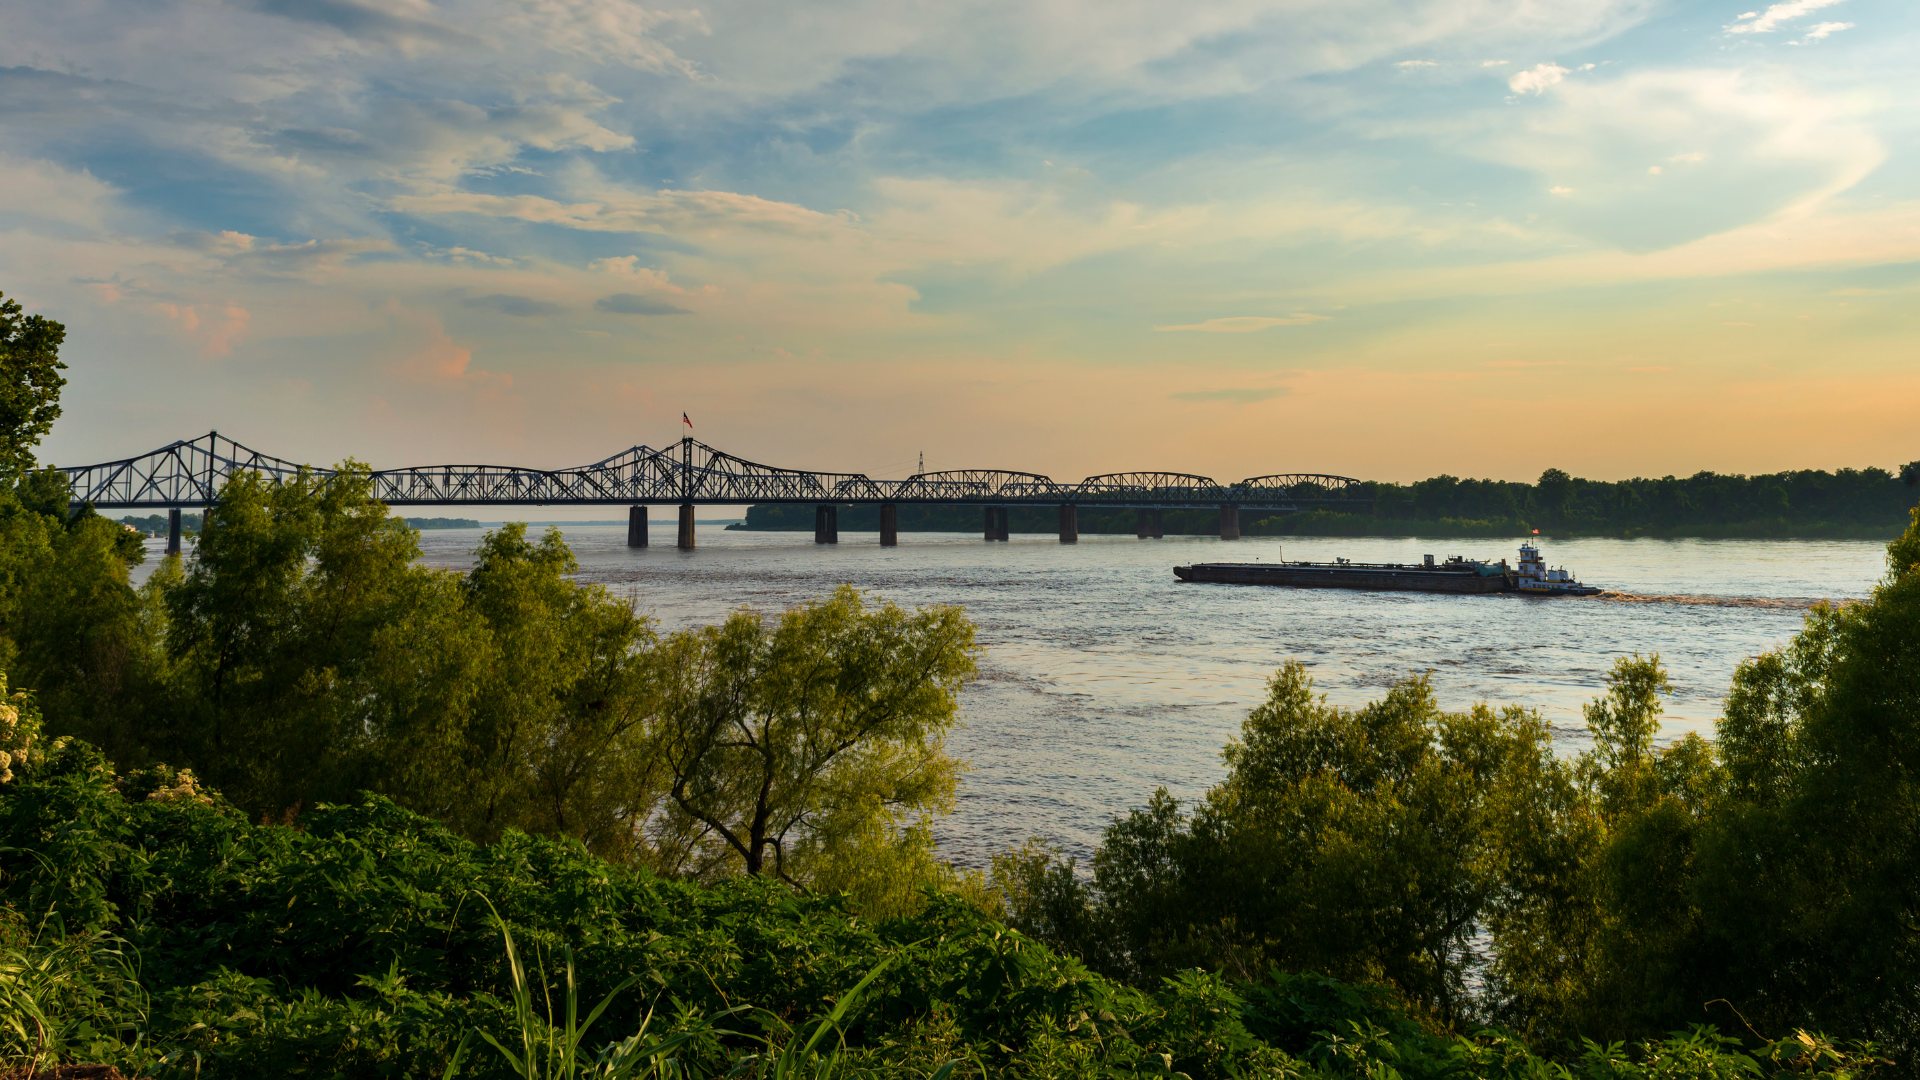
1515, 541, 1599, 595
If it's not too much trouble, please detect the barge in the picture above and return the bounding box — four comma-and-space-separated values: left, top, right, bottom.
1174, 542, 1601, 596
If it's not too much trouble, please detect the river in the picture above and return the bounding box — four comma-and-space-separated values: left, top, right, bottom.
403, 523, 1890, 866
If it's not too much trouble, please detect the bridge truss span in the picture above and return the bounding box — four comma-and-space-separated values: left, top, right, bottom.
58, 432, 1371, 512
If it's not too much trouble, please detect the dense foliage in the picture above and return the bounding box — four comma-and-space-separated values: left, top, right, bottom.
736, 462, 1920, 539
0, 753, 1887, 1079
1, 468, 982, 918
997, 504, 1920, 1068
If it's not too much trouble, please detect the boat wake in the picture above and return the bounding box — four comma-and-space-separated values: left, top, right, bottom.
1589, 591, 1837, 611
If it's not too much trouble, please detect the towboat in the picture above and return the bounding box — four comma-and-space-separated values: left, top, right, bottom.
1514, 541, 1601, 596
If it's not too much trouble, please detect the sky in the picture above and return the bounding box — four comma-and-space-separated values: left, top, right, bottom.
4, 0, 1917, 486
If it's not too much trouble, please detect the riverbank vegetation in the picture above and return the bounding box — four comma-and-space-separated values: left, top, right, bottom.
733, 462, 1920, 539
4, 293, 1917, 1077
4, 496, 1913, 1077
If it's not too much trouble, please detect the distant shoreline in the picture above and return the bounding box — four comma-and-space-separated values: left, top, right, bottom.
725, 516, 1904, 542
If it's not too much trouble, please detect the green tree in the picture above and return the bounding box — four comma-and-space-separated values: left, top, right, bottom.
5, 509, 162, 765
1535, 468, 1573, 523
1582, 653, 1671, 772
437, 522, 665, 858
159, 464, 435, 812
652, 585, 976, 884
149, 471, 675, 857
0, 291, 66, 480
1677, 503, 1920, 1059
1072, 663, 1576, 1029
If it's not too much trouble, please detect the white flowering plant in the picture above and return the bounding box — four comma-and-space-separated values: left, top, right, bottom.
0, 673, 46, 784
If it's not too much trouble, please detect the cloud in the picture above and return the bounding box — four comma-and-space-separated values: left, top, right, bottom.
503, 0, 708, 74
461, 293, 564, 316
595, 293, 690, 315
155, 300, 252, 356
1154, 315, 1330, 332
233, 0, 474, 47
176, 235, 394, 274
1725, 0, 1846, 33
390, 315, 513, 390
1790, 21, 1853, 42
1171, 388, 1290, 403
589, 257, 695, 293
1453, 68, 1884, 250
1549, 186, 1576, 195
388, 188, 842, 236
1509, 62, 1570, 95
1396, 60, 1438, 67
421, 245, 517, 266
267, 95, 633, 183
0, 154, 120, 232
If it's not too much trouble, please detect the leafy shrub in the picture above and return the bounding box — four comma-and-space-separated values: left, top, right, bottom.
0, 761, 1890, 1079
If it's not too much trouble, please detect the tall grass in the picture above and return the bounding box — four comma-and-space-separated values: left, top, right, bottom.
471, 910, 970, 1080
472, 899, 740, 1080
0, 932, 153, 1074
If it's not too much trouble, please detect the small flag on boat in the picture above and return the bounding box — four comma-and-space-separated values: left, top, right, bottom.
683, 412, 693, 429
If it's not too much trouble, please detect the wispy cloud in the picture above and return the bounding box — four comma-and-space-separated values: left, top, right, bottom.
1725, 0, 1846, 34
461, 294, 564, 316
594, 293, 691, 315
1790, 20, 1854, 42
1154, 315, 1329, 333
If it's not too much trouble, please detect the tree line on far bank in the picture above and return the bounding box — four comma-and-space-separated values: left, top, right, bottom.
112, 512, 481, 534
734, 461, 1920, 539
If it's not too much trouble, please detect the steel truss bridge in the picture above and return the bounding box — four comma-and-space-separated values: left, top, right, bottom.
59, 431, 1371, 549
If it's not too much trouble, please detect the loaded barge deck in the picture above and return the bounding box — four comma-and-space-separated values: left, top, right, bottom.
1175, 555, 1513, 594
1173, 543, 1602, 596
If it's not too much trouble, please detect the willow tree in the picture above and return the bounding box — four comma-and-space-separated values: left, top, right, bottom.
652, 585, 977, 891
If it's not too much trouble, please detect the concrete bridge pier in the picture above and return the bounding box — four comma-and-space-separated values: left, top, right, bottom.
1059, 504, 1079, 543
626, 505, 647, 548
677, 503, 696, 549
1136, 509, 1165, 538
814, 504, 839, 544
1219, 505, 1240, 540
879, 503, 898, 546
167, 507, 182, 555
1150, 509, 1164, 538
983, 506, 1009, 541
